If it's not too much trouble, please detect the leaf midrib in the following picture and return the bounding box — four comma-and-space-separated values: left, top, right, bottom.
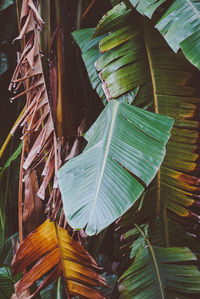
87, 101, 119, 229
143, 29, 162, 214
135, 224, 165, 299
143, 34, 158, 114
185, 0, 200, 20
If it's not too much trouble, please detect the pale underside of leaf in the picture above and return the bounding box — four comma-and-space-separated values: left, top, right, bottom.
58, 100, 173, 235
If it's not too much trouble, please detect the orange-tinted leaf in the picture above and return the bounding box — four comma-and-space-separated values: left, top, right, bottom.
12, 220, 106, 298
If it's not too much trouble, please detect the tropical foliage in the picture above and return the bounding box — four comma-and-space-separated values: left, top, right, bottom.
128, 0, 200, 69
1, 0, 200, 298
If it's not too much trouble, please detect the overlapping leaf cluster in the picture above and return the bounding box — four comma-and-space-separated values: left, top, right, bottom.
71, 1, 200, 297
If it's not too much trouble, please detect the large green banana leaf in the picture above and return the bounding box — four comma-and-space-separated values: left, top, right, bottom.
57, 100, 173, 235
127, 0, 200, 69
119, 233, 200, 298
76, 3, 200, 229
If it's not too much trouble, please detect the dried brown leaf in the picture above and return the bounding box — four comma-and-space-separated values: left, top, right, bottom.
12, 220, 106, 298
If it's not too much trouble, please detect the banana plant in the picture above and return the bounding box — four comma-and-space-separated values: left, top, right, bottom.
72, 2, 200, 231
70, 2, 200, 297
5, 0, 200, 298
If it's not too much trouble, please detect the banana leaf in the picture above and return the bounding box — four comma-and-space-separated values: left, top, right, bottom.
128, 0, 200, 69
12, 220, 106, 299
72, 6, 141, 105
58, 100, 173, 236
81, 4, 200, 229
119, 240, 200, 298
120, 213, 200, 257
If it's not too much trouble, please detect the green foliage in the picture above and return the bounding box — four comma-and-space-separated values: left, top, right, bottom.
71, 2, 200, 297
3, 0, 200, 298
72, 28, 107, 104
0, 0, 14, 11
119, 225, 200, 298
128, 0, 165, 18
58, 100, 173, 235
0, 267, 16, 298
128, 0, 200, 69
74, 2, 200, 225
0, 52, 8, 76
0, 233, 20, 299
72, 5, 141, 105
119, 244, 200, 298
0, 142, 22, 179
39, 278, 66, 299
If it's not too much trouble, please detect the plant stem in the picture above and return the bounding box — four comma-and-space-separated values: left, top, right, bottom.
163, 207, 169, 247
57, 277, 61, 299
18, 141, 25, 244
93, 228, 108, 258
55, 0, 63, 138
82, 0, 96, 20
77, 0, 83, 29
0, 106, 25, 159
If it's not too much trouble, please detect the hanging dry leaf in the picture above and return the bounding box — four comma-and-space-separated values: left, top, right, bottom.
22, 170, 44, 234
9, 0, 62, 221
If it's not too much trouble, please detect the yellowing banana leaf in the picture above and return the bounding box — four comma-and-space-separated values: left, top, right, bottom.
128, 0, 200, 69
11, 219, 106, 299
57, 100, 173, 236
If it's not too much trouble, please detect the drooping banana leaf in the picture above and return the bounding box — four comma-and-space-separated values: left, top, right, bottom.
83, 3, 200, 231
120, 213, 200, 258
149, 215, 200, 253
72, 28, 106, 103
11, 219, 106, 299
127, 0, 200, 69
72, 5, 140, 105
57, 100, 173, 236
119, 228, 200, 299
